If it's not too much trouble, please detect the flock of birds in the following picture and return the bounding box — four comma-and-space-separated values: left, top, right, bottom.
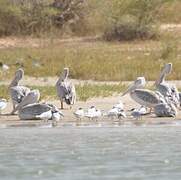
0, 63, 181, 126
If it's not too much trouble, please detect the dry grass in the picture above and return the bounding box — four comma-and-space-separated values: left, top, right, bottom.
0, 37, 181, 81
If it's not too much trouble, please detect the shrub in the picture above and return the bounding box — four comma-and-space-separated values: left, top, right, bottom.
103, 0, 162, 41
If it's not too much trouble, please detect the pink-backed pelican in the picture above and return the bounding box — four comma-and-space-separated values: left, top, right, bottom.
56, 68, 76, 109
9, 68, 30, 114
155, 63, 180, 107
122, 77, 162, 108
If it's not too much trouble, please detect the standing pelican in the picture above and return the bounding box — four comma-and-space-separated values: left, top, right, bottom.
9, 68, 30, 113
56, 68, 76, 109
155, 63, 180, 107
11, 89, 40, 114
122, 77, 162, 108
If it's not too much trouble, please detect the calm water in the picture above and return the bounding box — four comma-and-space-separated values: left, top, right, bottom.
0, 126, 181, 180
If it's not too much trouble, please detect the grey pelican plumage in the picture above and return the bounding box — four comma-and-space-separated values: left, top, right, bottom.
155, 63, 180, 107
11, 89, 40, 114
18, 103, 63, 120
56, 68, 76, 109
154, 102, 177, 117
9, 68, 30, 113
122, 77, 162, 108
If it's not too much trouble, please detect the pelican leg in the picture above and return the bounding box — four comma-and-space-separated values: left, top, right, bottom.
149, 108, 153, 114
61, 101, 64, 109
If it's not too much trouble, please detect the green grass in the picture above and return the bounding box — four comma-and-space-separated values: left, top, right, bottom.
0, 83, 127, 102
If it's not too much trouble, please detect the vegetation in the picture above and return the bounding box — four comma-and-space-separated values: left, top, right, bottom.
0, 0, 180, 37
0, 83, 126, 101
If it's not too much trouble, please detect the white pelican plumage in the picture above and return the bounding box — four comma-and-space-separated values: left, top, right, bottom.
56, 68, 76, 109
11, 89, 40, 114
9, 68, 30, 113
122, 77, 162, 108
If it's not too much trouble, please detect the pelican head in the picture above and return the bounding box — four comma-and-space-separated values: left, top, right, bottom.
155, 63, 172, 85
122, 77, 146, 96
15, 68, 24, 81
61, 68, 69, 81
9, 68, 24, 88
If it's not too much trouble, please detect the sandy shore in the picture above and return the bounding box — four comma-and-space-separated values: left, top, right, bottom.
0, 94, 181, 128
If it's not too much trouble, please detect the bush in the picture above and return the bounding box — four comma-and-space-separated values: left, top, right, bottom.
103, 0, 162, 41
0, 0, 87, 37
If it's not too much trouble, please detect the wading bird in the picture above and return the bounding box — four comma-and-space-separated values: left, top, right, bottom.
18, 103, 63, 121
122, 77, 162, 109
9, 68, 30, 114
155, 63, 180, 107
56, 68, 76, 109
11, 89, 40, 114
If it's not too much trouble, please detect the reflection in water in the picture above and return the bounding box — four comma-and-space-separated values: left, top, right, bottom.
0, 127, 181, 180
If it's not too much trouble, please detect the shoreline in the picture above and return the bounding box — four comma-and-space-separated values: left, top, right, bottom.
0, 95, 181, 128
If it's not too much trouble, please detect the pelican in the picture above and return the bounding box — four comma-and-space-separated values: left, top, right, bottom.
155, 63, 180, 107
9, 68, 30, 113
11, 89, 40, 114
56, 68, 76, 109
18, 103, 63, 120
154, 102, 177, 117
122, 77, 162, 108
0, 99, 7, 114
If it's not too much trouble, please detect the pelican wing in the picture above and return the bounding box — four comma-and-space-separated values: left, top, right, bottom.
131, 89, 160, 108
19, 103, 52, 120
12, 90, 40, 113
10, 86, 30, 104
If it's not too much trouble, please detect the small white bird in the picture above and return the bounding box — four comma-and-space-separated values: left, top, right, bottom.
0, 99, 7, 114
107, 107, 126, 120
117, 110, 127, 119
74, 108, 85, 120
113, 100, 124, 110
2, 64, 10, 71
85, 106, 102, 121
52, 111, 64, 126
131, 106, 147, 120
36, 110, 52, 123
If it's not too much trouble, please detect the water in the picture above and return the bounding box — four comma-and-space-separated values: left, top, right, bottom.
0, 126, 181, 180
